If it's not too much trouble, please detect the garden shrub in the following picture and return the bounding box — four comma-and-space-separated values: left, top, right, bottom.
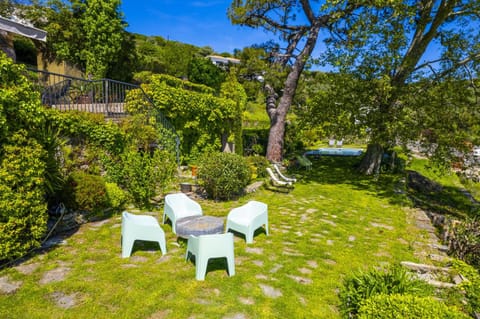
247, 155, 270, 179
451, 259, 480, 316
105, 182, 128, 210
46, 109, 125, 155
357, 294, 469, 319
0, 52, 46, 144
339, 264, 432, 318
197, 152, 251, 200
104, 149, 176, 208
63, 171, 108, 213
0, 132, 48, 261
448, 217, 480, 268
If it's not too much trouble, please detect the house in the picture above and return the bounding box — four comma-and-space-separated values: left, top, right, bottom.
207, 55, 240, 69
0, 15, 46, 61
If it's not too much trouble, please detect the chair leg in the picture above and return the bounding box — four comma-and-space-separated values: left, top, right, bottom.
265, 221, 269, 236
121, 237, 135, 258
246, 231, 254, 244
196, 256, 208, 281
158, 239, 167, 255
227, 255, 235, 277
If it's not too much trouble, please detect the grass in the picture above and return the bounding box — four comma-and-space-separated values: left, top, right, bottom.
0, 156, 449, 318
407, 157, 480, 219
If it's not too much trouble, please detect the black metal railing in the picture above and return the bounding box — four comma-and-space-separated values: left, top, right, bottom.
26, 68, 180, 163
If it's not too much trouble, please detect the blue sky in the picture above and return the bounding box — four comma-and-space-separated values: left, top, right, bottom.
120, 0, 271, 54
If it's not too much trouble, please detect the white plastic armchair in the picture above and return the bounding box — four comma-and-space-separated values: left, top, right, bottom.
163, 193, 203, 234
185, 233, 235, 280
273, 164, 297, 183
121, 211, 167, 258
226, 200, 268, 244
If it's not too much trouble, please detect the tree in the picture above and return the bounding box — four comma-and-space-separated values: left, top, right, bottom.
23, 0, 132, 80
188, 56, 226, 92
321, 0, 480, 174
74, 0, 125, 79
228, 1, 360, 163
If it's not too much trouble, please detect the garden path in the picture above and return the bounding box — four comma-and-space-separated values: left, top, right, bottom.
0, 202, 449, 317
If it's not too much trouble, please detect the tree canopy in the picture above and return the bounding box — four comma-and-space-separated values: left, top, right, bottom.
228, 0, 368, 162
318, 0, 480, 174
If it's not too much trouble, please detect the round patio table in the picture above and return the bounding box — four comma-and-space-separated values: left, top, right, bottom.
176, 216, 225, 238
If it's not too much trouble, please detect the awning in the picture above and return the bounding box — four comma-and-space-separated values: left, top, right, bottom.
0, 16, 46, 42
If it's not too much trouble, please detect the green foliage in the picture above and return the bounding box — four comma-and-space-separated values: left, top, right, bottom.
197, 152, 251, 200
0, 53, 49, 261
188, 56, 226, 92
128, 74, 241, 163
29, 0, 133, 80
246, 155, 270, 179
357, 294, 469, 319
0, 131, 47, 261
133, 33, 209, 78
78, 0, 124, 78
119, 114, 159, 151
320, 1, 480, 173
339, 264, 432, 318
451, 259, 480, 316
35, 122, 67, 202
0, 52, 46, 143
104, 149, 176, 208
233, 46, 269, 101
243, 128, 269, 156
448, 218, 480, 269
46, 110, 125, 155
220, 70, 247, 155
63, 171, 108, 213
105, 182, 127, 210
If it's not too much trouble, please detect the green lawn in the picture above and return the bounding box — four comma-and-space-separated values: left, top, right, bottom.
0, 157, 439, 318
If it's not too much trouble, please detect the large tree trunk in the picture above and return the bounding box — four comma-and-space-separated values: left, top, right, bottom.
265, 84, 289, 162
265, 19, 323, 163
358, 143, 384, 175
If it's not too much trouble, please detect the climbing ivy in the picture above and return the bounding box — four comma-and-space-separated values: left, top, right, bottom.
126, 74, 244, 163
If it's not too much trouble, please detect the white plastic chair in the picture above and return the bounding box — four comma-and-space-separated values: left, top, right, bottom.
336, 139, 343, 148
273, 164, 297, 183
329, 139, 336, 147
185, 233, 235, 280
163, 193, 203, 234
226, 201, 268, 244
266, 167, 293, 186
121, 211, 167, 258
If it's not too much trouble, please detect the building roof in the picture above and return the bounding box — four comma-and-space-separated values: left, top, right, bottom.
207, 55, 240, 66
0, 15, 46, 41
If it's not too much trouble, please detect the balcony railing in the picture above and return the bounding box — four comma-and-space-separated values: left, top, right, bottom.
26, 68, 180, 163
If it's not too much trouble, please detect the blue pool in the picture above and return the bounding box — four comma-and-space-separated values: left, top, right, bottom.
304, 148, 364, 157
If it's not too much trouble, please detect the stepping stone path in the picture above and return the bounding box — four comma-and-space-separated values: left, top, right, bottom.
259, 284, 283, 298
0, 192, 454, 317
50, 291, 78, 309
14, 262, 40, 275
39, 266, 71, 285
0, 276, 22, 294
